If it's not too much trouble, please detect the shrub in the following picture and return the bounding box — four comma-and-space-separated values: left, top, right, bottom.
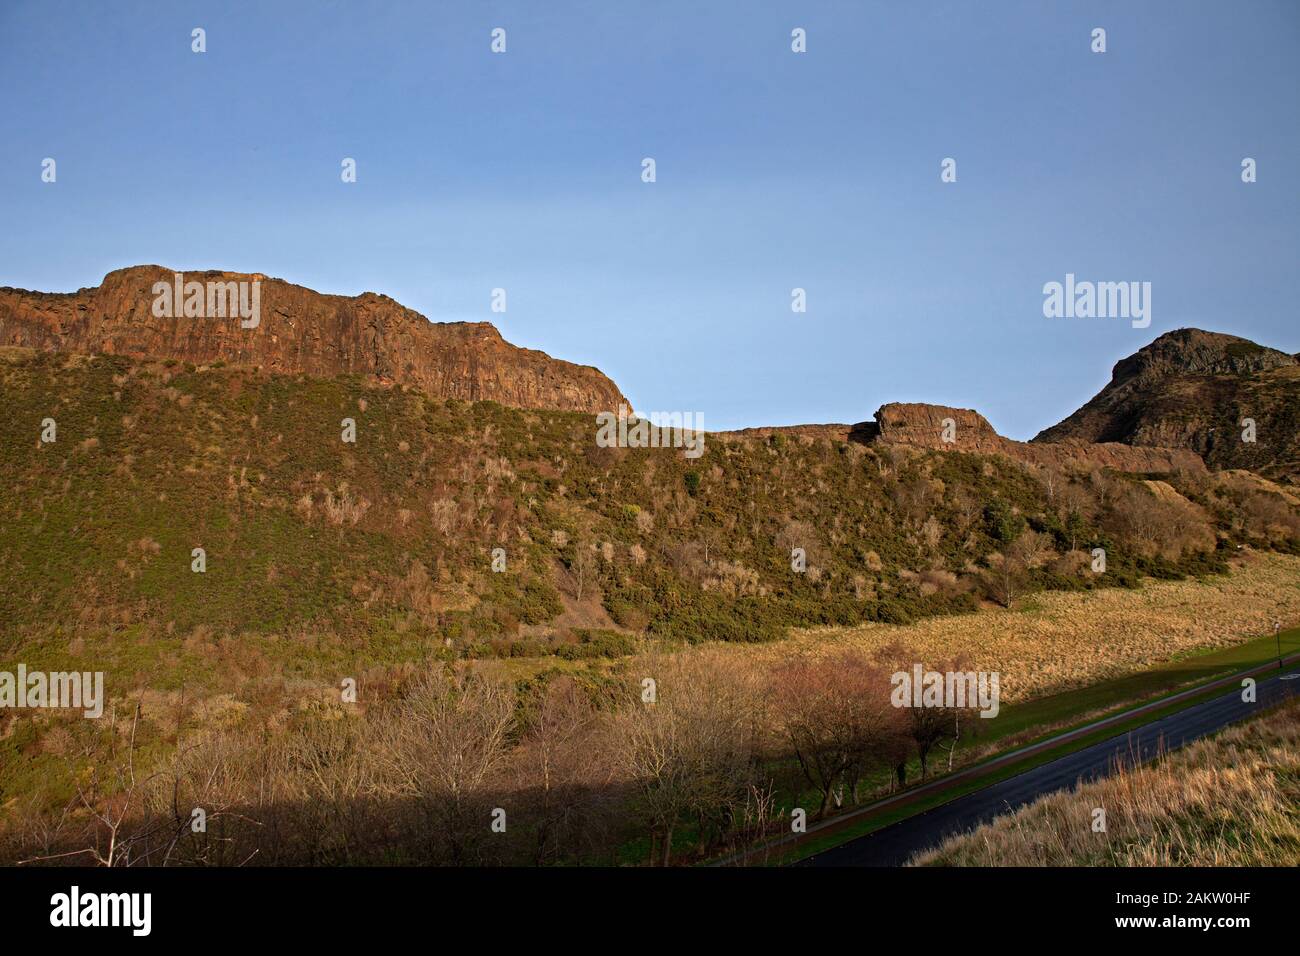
555, 629, 639, 659
984, 500, 1026, 543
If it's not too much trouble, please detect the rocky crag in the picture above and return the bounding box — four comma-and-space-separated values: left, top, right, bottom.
866, 402, 1207, 473
0, 266, 629, 414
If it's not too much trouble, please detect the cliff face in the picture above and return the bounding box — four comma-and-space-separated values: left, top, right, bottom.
872, 402, 1206, 474
1033, 329, 1299, 480
0, 266, 630, 414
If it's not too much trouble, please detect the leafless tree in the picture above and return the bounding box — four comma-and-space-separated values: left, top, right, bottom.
982, 529, 1051, 607
612, 652, 763, 865
772, 652, 898, 818
372, 667, 516, 864
516, 676, 613, 865
19, 703, 192, 867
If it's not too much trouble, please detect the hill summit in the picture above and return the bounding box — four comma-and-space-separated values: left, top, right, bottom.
1034, 329, 1299, 481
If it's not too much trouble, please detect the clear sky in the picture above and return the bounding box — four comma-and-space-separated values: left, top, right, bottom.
2, 1, 1296, 437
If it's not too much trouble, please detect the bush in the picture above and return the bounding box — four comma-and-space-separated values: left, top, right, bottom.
555, 629, 639, 659
984, 500, 1026, 543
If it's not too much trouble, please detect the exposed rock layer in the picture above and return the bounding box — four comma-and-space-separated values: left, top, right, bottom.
0, 266, 630, 414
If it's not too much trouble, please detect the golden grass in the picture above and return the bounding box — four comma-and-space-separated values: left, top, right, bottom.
697, 551, 1300, 703
911, 697, 1300, 866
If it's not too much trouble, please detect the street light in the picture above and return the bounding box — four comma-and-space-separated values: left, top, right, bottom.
1276, 619, 1284, 672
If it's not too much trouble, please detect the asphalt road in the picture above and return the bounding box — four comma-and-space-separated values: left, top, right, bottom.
798, 669, 1300, 867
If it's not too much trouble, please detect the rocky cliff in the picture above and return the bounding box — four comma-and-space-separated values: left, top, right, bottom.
0, 266, 630, 414
1033, 329, 1299, 480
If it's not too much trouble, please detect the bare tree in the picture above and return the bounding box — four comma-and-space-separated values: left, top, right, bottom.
372, 667, 516, 865
516, 676, 612, 865
612, 652, 763, 865
772, 652, 898, 819
982, 529, 1051, 607
1056, 481, 1094, 553
20, 703, 192, 867
571, 541, 595, 602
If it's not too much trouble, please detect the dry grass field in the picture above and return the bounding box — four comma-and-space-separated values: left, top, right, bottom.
911, 696, 1300, 866
694, 551, 1300, 703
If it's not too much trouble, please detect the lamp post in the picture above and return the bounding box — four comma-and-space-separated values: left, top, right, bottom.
1276, 619, 1284, 672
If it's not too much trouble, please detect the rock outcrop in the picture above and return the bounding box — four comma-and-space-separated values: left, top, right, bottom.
1034, 329, 1299, 480
719, 404, 1206, 474
871, 402, 1206, 473
0, 266, 630, 414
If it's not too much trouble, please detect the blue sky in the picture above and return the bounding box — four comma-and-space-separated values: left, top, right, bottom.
2, 0, 1296, 437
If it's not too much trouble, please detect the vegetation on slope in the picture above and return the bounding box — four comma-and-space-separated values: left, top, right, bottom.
3, 347, 1300, 866
4, 347, 1297, 684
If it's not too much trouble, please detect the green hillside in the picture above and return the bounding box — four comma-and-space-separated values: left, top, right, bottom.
2, 346, 1297, 695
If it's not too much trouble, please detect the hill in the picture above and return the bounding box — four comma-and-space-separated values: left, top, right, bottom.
1034, 329, 1300, 481
3, 346, 1298, 689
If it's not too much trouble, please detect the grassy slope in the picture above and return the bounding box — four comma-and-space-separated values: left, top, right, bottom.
696, 552, 1300, 705
4, 346, 1269, 686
